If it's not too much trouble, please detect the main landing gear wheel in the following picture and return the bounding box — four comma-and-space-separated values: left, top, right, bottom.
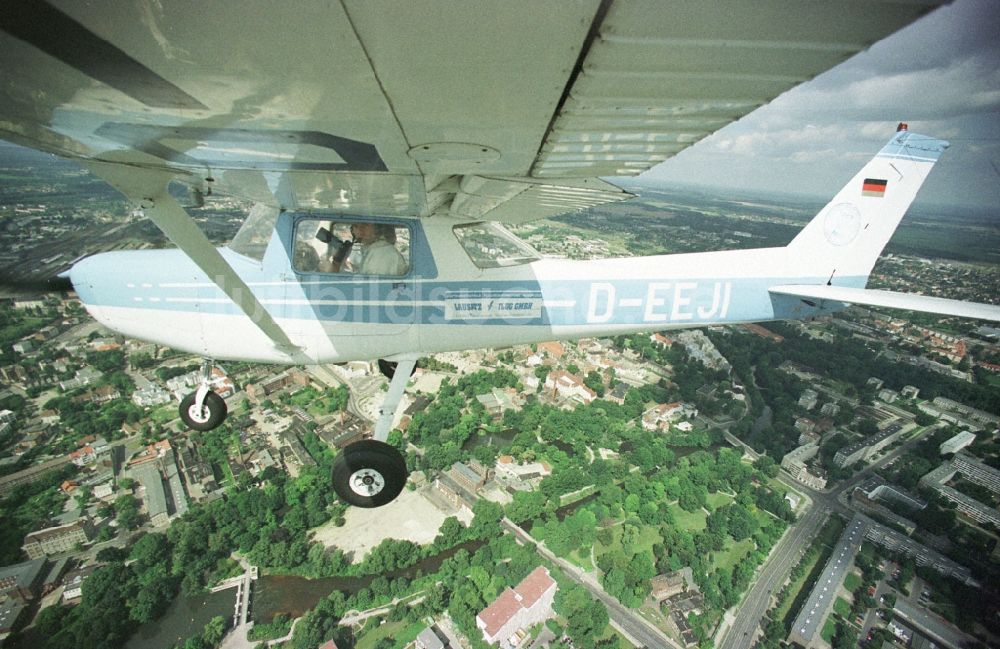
332, 439, 407, 508
179, 390, 227, 431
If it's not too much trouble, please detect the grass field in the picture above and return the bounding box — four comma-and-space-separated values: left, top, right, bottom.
594, 521, 663, 566
705, 491, 733, 511
0, 317, 46, 347
754, 507, 778, 527
151, 405, 177, 425
844, 572, 862, 593
821, 617, 837, 643
355, 618, 423, 649
710, 538, 755, 573
667, 504, 707, 531
834, 596, 851, 618
567, 547, 594, 571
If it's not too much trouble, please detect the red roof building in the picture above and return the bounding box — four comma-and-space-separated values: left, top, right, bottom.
476, 566, 557, 645
536, 341, 565, 360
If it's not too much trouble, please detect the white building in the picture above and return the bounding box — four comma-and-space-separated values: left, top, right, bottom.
544, 370, 595, 406
132, 385, 172, 407
642, 402, 697, 431
940, 431, 976, 456
878, 389, 899, 404
495, 456, 551, 483
781, 444, 827, 490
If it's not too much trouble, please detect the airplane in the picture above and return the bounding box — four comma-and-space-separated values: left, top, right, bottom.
2, 1, 997, 508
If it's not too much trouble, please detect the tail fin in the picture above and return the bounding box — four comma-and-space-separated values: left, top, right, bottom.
787, 124, 949, 287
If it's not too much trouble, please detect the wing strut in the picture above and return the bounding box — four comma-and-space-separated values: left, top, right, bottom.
84, 162, 305, 360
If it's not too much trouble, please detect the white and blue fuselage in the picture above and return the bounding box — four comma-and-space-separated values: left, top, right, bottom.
68, 129, 956, 364
70, 222, 844, 364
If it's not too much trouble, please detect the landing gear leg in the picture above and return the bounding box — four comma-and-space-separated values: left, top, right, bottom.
179, 360, 228, 431
332, 357, 415, 507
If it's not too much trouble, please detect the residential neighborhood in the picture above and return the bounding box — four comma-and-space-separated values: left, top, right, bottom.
0, 144, 998, 649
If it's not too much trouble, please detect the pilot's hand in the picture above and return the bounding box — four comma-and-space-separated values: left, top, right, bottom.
331, 240, 354, 268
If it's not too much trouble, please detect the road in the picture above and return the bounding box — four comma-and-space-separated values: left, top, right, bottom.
716, 424, 935, 647
717, 500, 828, 649
502, 517, 684, 649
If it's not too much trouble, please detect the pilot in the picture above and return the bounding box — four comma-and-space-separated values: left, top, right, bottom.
294, 240, 322, 272
328, 222, 407, 275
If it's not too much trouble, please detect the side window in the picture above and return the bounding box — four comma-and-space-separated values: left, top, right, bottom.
229, 203, 279, 261
453, 222, 540, 268
293, 219, 410, 276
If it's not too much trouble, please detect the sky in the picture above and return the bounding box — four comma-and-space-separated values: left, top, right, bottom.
639, 0, 1000, 213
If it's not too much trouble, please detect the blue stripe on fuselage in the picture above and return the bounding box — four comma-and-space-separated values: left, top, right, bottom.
76, 270, 862, 327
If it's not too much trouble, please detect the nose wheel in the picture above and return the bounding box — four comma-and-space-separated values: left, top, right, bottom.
332, 439, 407, 508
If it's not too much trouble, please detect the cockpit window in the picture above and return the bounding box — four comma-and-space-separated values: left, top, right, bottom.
293, 218, 410, 276
228, 204, 279, 261
453, 222, 540, 268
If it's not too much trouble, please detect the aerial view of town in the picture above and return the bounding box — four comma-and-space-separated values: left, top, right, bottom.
0, 143, 998, 649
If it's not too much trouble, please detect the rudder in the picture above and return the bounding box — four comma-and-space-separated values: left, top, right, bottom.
786, 124, 948, 287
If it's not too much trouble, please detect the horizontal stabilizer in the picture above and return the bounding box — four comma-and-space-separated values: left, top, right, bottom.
770, 285, 1000, 322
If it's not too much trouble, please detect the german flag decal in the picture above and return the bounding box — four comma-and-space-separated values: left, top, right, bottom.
862, 178, 887, 197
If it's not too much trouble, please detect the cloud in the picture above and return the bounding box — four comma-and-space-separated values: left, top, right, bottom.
638, 0, 1000, 211
788, 57, 1000, 121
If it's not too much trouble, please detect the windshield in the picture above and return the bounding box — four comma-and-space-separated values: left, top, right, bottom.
228, 204, 279, 261
453, 222, 540, 269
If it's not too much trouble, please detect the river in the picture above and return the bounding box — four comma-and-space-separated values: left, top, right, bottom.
461, 428, 516, 452
129, 440, 725, 647
126, 588, 234, 649
250, 538, 485, 624
129, 483, 603, 649
129, 537, 479, 649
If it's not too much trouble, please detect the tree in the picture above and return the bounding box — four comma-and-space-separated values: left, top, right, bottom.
129, 532, 171, 570
832, 620, 858, 649
129, 567, 175, 623
115, 494, 142, 530
200, 615, 225, 647
753, 455, 779, 478
557, 584, 609, 649
726, 504, 758, 541
435, 516, 466, 548
584, 370, 606, 397
469, 499, 504, 539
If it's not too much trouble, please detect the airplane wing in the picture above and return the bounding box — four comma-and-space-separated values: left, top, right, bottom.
0, 1, 944, 222
770, 285, 1000, 323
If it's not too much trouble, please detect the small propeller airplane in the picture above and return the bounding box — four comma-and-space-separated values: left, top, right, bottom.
2, 1, 998, 507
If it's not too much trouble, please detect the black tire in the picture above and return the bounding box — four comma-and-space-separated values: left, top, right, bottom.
377, 359, 418, 380
179, 390, 227, 431
332, 439, 407, 508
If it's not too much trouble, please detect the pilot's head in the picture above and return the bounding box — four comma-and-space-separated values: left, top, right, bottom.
351, 223, 395, 244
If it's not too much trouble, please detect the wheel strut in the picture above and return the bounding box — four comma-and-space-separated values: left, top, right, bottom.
373, 357, 417, 442
192, 359, 215, 411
